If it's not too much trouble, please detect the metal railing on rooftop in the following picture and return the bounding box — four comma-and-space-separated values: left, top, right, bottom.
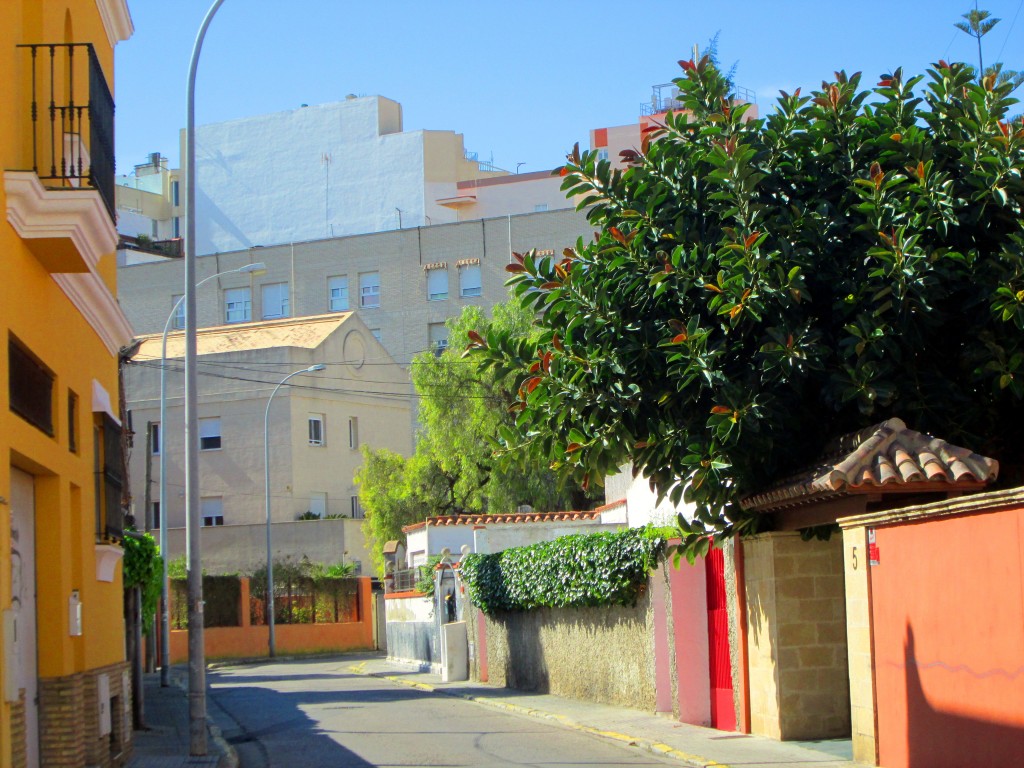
16, 43, 116, 221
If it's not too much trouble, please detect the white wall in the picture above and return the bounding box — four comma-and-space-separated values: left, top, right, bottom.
605, 463, 695, 528
473, 521, 616, 555
194, 97, 429, 254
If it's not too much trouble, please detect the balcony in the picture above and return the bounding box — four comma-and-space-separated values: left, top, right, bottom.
16, 43, 115, 218
6, 43, 119, 274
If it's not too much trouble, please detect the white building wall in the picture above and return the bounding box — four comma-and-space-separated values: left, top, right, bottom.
605, 463, 695, 528
193, 97, 431, 254
474, 521, 618, 555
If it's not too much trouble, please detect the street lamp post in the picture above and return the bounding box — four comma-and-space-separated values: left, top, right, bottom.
157, 262, 265, 688
264, 365, 326, 657
185, 0, 226, 755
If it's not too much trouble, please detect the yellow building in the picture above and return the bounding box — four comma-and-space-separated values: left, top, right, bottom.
1, 2, 134, 767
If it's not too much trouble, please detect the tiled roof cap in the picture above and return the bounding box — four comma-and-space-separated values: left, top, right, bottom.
741, 418, 998, 513
415, 510, 603, 528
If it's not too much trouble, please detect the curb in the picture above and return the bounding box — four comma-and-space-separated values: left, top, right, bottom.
168, 672, 239, 768
347, 663, 723, 768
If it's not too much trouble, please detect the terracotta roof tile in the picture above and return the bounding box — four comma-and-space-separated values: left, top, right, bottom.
412, 510, 603, 528
741, 418, 998, 512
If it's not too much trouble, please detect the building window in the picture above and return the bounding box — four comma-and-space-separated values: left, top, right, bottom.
171, 180, 180, 207
348, 417, 358, 449
350, 495, 363, 519
199, 417, 221, 450
8, 337, 54, 436
328, 276, 349, 311
150, 422, 160, 455
172, 216, 181, 238
68, 391, 79, 453
459, 264, 482, 298
534, 203, 549, 212
428, 323, 449, 356
261, 282, 290, 320
597, 148, 609, 162
225, 287, 252, 323
359, 272, 380, 308
95, 414, 124, 541
308, 414, 325, 446
172, 295, 185, 330
201, 497, 224, 527
309, 491, 327, 519
152, 501, 160, 529
369, 329, 382, 343
426, 268, 448, 301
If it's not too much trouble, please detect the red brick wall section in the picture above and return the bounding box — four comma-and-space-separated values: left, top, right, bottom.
35, 661, 132, 768
38, 673, 86, 767
10, 690, 27, 768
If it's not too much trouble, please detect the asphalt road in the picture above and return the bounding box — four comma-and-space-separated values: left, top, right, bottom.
206, 656, 678, 768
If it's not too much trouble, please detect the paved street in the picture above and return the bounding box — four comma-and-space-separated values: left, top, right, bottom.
205, 656, 677, 768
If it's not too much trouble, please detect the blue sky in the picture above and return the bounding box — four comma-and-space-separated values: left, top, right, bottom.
114, 1, 1023, 176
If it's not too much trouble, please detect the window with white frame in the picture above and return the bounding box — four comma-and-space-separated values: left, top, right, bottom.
224, 287, 251, 323
171, 295, 185, 330
261, 282, 290, 319
199, 417, 221, 450
534, 203, 549, 212
459, 264, 482, 298
172, 216, 181, 238
359, 272, 380, 308
201, 497, 224, 526
309, 491, 327, 519
350, 495, 363, 519
328, 276, 349, 311
171, 180, 180, 207
428, 323, 449, 356
426, 268, 448, 301
150, 423, 160, 455
308, 413, 325, 446
348, 417, 359, 449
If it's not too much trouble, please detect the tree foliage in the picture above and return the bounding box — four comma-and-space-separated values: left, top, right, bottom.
358, 303, 585, 571
468, 56, 1024, 559
122, 531, 162, 635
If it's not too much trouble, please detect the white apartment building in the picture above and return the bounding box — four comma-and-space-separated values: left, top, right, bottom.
118, 207, 594, 366
114, 95, 573, 257
125, 312, 412, 575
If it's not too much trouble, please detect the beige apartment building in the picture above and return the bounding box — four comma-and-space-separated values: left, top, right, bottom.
118, 207, 594, 366
124, 312, 411, 575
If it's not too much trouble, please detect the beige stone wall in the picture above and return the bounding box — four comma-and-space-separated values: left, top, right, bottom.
476, 591, 656, 711
841, 525, 876, 764
743, 532, 850, 740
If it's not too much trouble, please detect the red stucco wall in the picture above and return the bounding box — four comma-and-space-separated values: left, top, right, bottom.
871, 505, 1024, 767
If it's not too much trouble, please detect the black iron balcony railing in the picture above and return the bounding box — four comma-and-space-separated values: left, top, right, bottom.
17, 43, 115, 221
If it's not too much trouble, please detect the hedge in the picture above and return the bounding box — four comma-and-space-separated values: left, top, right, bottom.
460, 527, 664, 615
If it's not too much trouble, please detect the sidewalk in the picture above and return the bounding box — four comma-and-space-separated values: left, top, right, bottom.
346, 656, 861, 768
125, 671, 235, 768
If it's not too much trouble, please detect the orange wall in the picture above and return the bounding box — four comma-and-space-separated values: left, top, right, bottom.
871, 505, 1024, 767
169, 577, 374, 663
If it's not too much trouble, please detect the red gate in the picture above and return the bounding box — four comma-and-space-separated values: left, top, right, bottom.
706, 546, 736, 731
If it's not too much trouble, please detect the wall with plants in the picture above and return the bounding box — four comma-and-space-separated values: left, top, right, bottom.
460, 527, 664, 615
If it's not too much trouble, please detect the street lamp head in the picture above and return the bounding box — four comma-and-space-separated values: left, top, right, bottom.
238, 262, 267, 276
306, 364, 326, 373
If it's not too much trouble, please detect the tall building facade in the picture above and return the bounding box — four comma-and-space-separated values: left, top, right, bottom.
114, 95, 574, 258
118, 207, 594, 366
2, 1, 136, 766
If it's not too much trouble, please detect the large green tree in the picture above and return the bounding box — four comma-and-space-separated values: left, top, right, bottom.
359, 302, 582, 570
468, 56, 1024, 558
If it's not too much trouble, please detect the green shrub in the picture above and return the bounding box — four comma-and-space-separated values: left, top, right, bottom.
460, 527, 664, 615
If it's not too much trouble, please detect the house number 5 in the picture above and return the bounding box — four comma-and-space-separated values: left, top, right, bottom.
852, 546, 858, 570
